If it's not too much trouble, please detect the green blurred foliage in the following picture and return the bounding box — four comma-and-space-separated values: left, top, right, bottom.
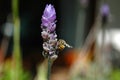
110, 69, 120, 80
0, 60, 31, 80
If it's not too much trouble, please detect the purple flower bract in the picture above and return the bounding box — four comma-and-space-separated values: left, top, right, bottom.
41, 4, 56, 27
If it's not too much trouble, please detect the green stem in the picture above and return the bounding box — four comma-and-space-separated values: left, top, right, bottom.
47, 57, 53, 80
12, 0, 20, 62
12, 0, 21, 80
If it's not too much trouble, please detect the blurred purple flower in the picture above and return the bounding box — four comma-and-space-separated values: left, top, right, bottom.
100, 3, 110, 17
100, 3, 110, 25
41, 4, 56, 27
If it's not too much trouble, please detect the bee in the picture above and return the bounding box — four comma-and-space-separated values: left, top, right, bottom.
57, 39, 72, 51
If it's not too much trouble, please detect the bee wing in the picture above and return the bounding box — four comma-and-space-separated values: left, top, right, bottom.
65, 43, 72, 48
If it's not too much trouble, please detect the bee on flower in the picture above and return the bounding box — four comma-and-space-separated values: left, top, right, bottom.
57, 39, 72, 51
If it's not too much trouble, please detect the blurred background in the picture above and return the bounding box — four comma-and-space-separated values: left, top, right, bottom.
0, 0, 120, 80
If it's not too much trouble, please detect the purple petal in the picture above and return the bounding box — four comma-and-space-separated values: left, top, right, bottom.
49, 33, 57, 39
41, 31, 49, 39
47, 23, 56, 32
41, 18, 49, 27
41, 4, 56, 27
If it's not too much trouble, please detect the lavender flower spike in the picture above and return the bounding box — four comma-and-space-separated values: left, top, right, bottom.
41, 4, 58, 59
41, 4, 72, 60
41, 4, 72, 80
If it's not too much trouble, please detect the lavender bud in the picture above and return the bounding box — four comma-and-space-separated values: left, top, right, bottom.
49, 39, 57, 46
49, 33, 57, 40
47, 22, 56, 32
41, 4, 56, 27
41, 31, 49, 39
43, 42, 50, 52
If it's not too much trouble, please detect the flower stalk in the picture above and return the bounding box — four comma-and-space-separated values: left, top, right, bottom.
41, 4, 72, 80
47, 57, 52, 80
41, 4, 58, 80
